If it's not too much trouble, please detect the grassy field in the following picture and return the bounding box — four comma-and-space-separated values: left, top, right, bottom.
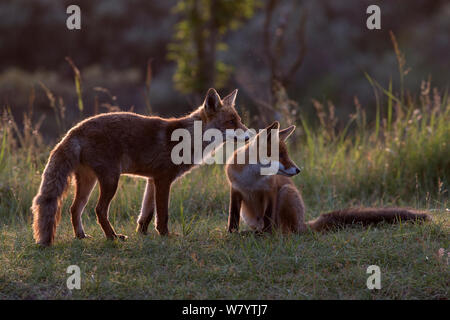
0, 66, 449, 299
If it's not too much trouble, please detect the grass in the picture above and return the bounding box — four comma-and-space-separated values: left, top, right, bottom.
0, 47, 449, 299
0, 144, 448, 299
0, 208, 448, 299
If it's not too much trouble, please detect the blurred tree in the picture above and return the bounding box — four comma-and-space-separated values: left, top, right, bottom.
237, 0, 307, 127
168, 0, 259, 95
263, 0, 307, 126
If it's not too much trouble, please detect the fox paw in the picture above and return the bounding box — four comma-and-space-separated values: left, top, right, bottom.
76, 233, 92, 239
156, 228, 169, 236
116, 234, 128, 241
136, 223, 148, 235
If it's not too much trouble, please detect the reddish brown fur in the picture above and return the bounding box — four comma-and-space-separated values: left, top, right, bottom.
32, 88, 248, 246
226, 122, 431, 234
307, 207, 431, 231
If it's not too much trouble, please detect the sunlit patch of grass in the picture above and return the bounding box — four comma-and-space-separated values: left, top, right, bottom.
0, 211, 448, 299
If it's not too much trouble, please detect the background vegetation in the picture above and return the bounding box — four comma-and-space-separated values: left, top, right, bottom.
1, 0, 449, 135
0, 0, 448, 299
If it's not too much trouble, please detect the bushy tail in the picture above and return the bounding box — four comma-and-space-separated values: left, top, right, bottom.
307, 208, 431, 232
32, 138, 80, 246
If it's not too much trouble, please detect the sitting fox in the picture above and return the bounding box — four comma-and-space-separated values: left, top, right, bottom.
32, 88, 249, 246
225, 121, 431, 234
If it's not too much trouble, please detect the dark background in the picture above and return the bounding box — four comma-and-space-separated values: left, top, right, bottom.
0, 0, 448, 138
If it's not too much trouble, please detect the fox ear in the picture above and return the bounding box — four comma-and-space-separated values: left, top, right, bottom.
255, 121, 279, 139
265, 121, 280, 141
279, 125, 296, 141
222, 89, 238, 107
266, 121, 280, 131
204, 88, 222, 114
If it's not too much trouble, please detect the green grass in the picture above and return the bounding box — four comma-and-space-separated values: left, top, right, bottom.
0, 160, 448, 299
0, 179, 448, 299
0, 57, 449, 299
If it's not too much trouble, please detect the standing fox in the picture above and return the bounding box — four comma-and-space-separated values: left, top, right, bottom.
226, 121, 431, 234
32, 88, 249, 246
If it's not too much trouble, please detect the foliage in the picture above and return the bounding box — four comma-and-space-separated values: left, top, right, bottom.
168, 0, 259, 94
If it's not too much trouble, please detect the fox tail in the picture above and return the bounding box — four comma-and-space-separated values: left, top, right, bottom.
307, 208, 431, 232
31, 137, 80, 246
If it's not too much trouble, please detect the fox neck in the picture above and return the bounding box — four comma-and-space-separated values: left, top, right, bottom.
227, 162, 273, 193
187, 106, 207, 123
169, 106, 225, 176
189, 107, 227, 158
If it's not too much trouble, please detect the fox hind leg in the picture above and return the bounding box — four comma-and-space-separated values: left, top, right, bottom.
70, 166, 97, 239
277, 185, 307, 233
136, 178, 155, 235
95, 172, 127, 241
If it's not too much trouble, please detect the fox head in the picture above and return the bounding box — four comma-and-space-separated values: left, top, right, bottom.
250, 121, 301, 177
227, 121, 301, 180
201, 88, 250, 141
271, 122, 301, 177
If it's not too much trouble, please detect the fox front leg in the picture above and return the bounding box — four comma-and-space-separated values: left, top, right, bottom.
136, 178, 155, 235
262, 198, 276, 233
228, 188, 242, 233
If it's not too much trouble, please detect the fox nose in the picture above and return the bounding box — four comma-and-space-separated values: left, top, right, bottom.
295, 167, 301, 174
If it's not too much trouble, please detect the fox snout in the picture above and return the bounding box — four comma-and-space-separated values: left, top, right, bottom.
277, 162, 301, 177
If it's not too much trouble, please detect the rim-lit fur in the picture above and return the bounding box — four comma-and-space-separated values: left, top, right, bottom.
32, 88, 248, 246
225, 122, 431, 234
32, 137, 80, 245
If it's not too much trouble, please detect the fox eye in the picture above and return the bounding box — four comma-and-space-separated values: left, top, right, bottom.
228, 120, 235, 125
